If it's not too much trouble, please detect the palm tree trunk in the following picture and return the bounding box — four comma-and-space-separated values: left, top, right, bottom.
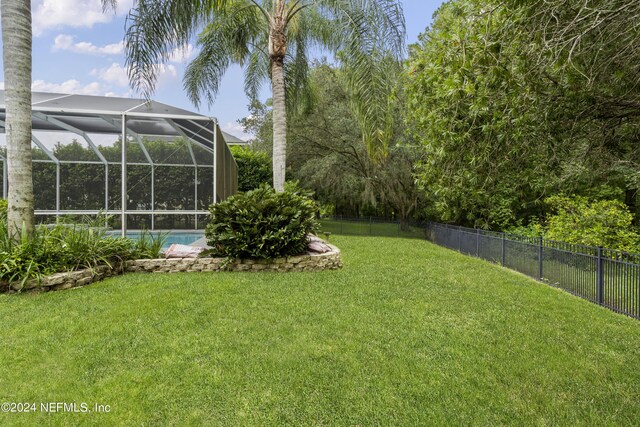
1, 0, 35, 239
270, 58, 287, 192
269, 0, 287, 192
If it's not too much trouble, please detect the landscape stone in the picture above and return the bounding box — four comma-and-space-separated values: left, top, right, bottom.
4, 240, 341, 293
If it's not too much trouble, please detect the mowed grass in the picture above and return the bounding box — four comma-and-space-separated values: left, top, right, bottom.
319, 218, 424, 238
1, 236, 639, 426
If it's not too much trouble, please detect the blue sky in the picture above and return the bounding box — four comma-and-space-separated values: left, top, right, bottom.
0, 0, 443, 140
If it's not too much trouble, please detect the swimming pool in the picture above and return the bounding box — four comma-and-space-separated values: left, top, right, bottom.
110, 231, 205, 249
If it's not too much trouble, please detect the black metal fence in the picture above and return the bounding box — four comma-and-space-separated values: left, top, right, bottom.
319, 216, 425, 239
320, 216, 640, 320
425, 223, 640, 320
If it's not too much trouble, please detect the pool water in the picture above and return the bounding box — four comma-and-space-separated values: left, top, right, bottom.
111, 231, 205, 249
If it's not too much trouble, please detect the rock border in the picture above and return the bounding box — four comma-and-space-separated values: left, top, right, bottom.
3, 263, 126, 293
3, 244, 342, 293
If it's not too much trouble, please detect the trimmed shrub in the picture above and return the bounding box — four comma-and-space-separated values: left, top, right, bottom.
284, 179, 315, 198
0, 214, 167, 289
205, 185, 319, 259
544, 195, 640, 252
505, 217, 544, 238
229, 146, 272, 191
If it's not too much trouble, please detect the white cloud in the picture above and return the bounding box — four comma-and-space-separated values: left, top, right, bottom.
155, 64, 178, 81
92, 62, 129, 87
104, 91, 130, 98
222, 122, 251, 141
0, 82, 4, 90
53, 34, 123, 55
32, 79, 104, 95
32, 0, 134, 37
223, 122, 244, 134
29, 80, 130, 98
169, 44, 196, 63
90, 62, 178, 89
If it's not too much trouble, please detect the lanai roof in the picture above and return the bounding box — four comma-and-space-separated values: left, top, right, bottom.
0, 91, 243, 149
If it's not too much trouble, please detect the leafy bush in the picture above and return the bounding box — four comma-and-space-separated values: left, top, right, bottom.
0, 214, 166, 289
544, 195, 640, 252
131, 231, 168, 259
229, 146, 272, 191
0, 224, 134, 288
205, 185, 319, 259
0, 200, 12, 253
282, 179, 314, 198
505, 217, 544, 238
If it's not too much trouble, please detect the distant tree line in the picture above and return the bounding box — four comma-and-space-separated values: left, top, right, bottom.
241, 62, 424, 226
404, 0, 639, 231
242, 0, 640, 250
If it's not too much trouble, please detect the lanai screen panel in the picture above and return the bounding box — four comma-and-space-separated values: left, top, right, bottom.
0, 91, 238, 230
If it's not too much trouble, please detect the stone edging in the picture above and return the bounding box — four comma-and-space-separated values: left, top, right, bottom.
4, 245, 342, 293
127, 244, 342, 274
4, 263, 125, 293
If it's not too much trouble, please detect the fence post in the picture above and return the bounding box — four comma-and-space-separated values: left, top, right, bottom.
369, 216, 372, 235
596, 246, 604, 305
340, 215, 343, 234
538, 237, 543, 280
443, 223, 447, 247
476, 229, 480, 258
501, 233, 506, 267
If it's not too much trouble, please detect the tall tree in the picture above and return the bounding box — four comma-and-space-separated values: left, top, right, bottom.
1, 0, 34, 239
120, 0, 405, 191
405, 0, 640, 229
247, 62, 422, 221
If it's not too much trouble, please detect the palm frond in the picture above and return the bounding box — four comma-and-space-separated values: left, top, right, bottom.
343, 54, 400, 161
125, 0, 233, 98
313, 0, 406, 159
101, 0, 118, 13
244, 49, 270, 102
183, 2, 266, 107
283, 11, 316, 115
125, 0, 406, 161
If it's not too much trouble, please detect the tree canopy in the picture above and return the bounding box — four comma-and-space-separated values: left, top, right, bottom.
404, 0, 640, 229
119, 0, 405, 191
246, 62, 422, 222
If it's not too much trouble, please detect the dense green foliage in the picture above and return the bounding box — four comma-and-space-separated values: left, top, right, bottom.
0, 207, 165, 288
1, 225, 130, 287
235, 1, 639, 250
1, 236, 639, 424
119, 0, 405, 191
246, 63, 423, 222
405, 0, 640, 230
506, 195, 640, 252
544, 196, 640, 252
205, 185, 319, 259
229, 145, 272, 191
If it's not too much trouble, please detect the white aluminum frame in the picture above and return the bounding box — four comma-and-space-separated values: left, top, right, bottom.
0, 95, 236, 235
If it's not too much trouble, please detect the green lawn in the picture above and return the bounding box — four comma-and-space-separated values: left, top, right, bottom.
319, 218, 425, 238
1, 236, 639, 425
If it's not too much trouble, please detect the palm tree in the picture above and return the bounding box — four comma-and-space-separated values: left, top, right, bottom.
1, 0, 35, 239
120, 0, 405, 191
